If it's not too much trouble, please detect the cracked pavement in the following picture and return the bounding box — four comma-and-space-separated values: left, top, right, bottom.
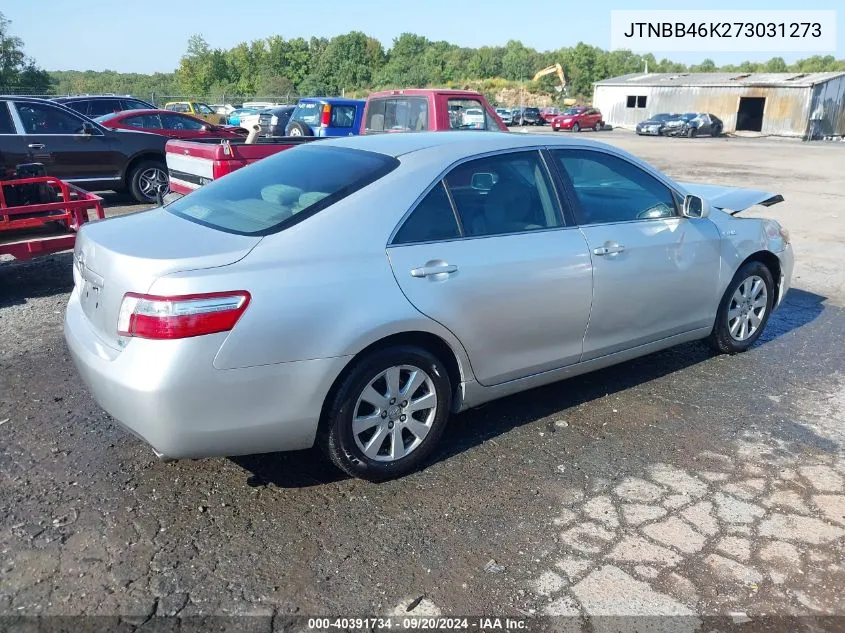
1, 133, 844, 627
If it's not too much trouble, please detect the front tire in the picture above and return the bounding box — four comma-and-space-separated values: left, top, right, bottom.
572, 122, 581, 132
594, 121, 602, 132
318, 346, 452, 481
128, 160, 168, 204
706, 261, 775, 354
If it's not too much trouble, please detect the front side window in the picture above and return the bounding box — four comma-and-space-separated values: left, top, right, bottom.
16, 102, 86, 134
167, 145, 399, 236
330, 105, 356, 128
444, 151, 562, 237
392, 182, 460, 245
196, 103, 215, 115
123, 99, 152, 110
162, 114, 205, 131
553, 150, 677, 225
123, 114, 162, 129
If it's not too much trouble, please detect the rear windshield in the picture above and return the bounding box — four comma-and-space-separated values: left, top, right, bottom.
292, 102, 322, 124
167, 145, 399, 236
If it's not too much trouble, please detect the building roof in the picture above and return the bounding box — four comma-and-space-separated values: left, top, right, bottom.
595, 72, 845, 88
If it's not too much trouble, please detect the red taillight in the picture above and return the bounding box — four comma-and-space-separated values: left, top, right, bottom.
321, 104, 331, 127
117, 291, 250, 340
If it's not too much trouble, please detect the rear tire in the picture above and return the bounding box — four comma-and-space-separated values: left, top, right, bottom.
706, 261, 775, 354
287, 121, 313, 137
128, 159, 168, 204
318, 346, 452, 481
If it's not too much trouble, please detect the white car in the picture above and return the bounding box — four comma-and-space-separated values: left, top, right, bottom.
461, 108, 485, 129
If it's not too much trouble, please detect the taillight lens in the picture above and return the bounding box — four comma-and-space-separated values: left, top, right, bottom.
117, 291, 250, 340
321, 104, 331, 127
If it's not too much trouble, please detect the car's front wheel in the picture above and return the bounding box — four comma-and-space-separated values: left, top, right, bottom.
318, 346, 452, 481
706, 261, 775, 354
572, 122, 581, 132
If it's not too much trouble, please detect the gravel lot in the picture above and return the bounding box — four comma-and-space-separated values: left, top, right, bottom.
1, 131, 844, 629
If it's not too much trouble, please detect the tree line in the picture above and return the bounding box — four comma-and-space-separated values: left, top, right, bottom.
2, 11, 843, 103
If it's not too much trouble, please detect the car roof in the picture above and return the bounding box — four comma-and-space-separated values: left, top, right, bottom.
367, 88, 484, 98
318, 130, 627, 160
298, 97, 365, 105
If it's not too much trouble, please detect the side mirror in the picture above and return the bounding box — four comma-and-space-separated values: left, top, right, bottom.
682, 194, 708, 218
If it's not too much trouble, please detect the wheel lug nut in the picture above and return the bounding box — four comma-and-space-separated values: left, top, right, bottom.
400, 415, 406, 422
388, 421, 394, 429
402, 401, 408, 407
390, 398, 396, 405
381, 411, 388, 419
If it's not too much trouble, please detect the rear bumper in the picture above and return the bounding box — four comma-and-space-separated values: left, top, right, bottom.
64, 288, 351, 459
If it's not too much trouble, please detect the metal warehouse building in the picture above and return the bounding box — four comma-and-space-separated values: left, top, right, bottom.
593, 72, 845, 139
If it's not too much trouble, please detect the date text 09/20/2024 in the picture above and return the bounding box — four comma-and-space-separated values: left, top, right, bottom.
307, 617, 527, 630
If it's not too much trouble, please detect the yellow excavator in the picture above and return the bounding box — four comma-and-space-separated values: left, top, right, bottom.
532, 64, 577, 106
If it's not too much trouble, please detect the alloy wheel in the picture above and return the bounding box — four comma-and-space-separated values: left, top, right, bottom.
352, 365, 438, 462
138, 167, 169, 199
728, 275, 768, 342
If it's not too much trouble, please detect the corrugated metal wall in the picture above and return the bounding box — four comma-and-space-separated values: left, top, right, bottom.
809, 75, 845, 138
593, 84, 816, 137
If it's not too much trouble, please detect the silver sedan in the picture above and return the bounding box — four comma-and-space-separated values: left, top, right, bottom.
65, 132, 793, 481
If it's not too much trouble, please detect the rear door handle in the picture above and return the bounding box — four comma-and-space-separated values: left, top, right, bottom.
410, 264, 458, 278
28, 143, 46, 150
593, 243, 626, 256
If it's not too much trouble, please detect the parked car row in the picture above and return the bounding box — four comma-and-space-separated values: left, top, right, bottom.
1, 90, 508, 205
636, 112, 724, 138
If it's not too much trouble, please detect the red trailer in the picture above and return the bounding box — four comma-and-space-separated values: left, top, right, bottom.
0, 175, 105, 261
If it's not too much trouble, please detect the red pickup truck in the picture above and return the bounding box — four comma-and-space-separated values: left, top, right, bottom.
166, 89, 506, 195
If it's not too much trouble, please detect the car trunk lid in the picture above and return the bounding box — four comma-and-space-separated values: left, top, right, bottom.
73, 208, 260, 349
678, 182, 784, 215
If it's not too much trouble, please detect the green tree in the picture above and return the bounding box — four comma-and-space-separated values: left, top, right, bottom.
501, 40, 535, 81
0, 12, 50, 92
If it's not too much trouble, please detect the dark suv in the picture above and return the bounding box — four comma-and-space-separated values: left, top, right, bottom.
53, 95, 155, 118
1, 96, 168, 203
514, 107, 543, 126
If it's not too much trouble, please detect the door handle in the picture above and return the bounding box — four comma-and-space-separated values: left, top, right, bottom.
28, 143, 46, 150
410, 263, 458, 278
593, 243, 626, 256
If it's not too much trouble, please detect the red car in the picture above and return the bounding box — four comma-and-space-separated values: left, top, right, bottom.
551, 106, 603, 132
93, 109, 248, 139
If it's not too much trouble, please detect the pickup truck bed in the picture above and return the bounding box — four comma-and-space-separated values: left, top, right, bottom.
166, 136, 323, 194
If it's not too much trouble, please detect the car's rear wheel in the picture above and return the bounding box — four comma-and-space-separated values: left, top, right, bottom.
129, 160, 168, 204
287, 121, 312, 137
711, 125, 722, 137
572, 122, 581, 132
318, 346, 452, 481
706, 261, 775, 354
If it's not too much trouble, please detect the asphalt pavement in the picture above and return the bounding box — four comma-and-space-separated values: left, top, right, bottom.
1, 131, 844, 630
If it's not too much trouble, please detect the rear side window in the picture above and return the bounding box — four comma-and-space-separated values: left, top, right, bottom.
62, 101, 88, 115
292, 102, 321, 125
392, 182, 460, 245
0, 103, 15, 133
365, 97, 428, 133
167, 145, 399, 236
87, 99, 121, 117
123, 99, 152, 110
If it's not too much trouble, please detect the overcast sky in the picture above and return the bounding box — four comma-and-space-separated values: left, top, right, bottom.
5, 0, 842, 73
